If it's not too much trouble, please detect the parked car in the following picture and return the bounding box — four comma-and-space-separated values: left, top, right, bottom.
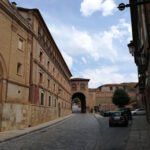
120, 107, 132, 120
100, 110, 110, 117
109, 111, 128, 127
131, 108, 146, 115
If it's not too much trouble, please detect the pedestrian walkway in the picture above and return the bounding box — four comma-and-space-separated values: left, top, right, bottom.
125, 115, 150, 150
0, 114, 73, 143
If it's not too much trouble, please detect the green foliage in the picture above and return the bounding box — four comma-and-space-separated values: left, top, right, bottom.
72, 98, 80, 103
112, 88, 130, 107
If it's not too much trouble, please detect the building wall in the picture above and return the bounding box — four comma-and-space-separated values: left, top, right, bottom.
0, 0, 72, 131
95, 84, 137, 111
129, 0, 150, 123
0, 102, 71, 131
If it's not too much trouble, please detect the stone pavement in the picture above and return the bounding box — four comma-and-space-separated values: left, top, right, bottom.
125, 115, 150, 150
0, 114, 73, 143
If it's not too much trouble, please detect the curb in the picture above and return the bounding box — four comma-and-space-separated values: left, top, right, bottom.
0, 114, 74, 143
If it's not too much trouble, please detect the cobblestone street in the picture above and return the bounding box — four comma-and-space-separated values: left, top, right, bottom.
0, 113, 131, 150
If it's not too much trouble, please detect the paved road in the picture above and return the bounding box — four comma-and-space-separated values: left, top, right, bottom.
95, 114, 131, 150
0, 113, 130, 150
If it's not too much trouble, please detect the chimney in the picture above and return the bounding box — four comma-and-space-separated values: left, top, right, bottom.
11, 1, 17, 9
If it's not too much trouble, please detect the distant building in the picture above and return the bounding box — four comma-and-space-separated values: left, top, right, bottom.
95, 83, 137, 111
70, 78, 137, 112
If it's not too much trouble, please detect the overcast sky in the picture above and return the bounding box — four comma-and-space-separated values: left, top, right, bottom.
11, 0, 138, 88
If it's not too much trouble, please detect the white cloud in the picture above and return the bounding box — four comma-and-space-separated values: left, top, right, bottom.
80, 0, 116, 17
80, 66, 138, 88
82, 57, 87, 64
49, 19, 131, 62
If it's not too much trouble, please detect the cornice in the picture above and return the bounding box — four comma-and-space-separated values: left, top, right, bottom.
0, 1, 34, 35
36, 36, 71, 84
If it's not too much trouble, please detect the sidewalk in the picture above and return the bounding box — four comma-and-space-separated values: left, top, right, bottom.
0, 114, 73, 143
125, 115, 150, 150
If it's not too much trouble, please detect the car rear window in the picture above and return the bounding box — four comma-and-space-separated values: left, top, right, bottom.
113, 112, 121, 116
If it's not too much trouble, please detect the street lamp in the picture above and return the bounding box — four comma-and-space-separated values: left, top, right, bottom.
118, 1, 150, 11
128, 41, 135, 56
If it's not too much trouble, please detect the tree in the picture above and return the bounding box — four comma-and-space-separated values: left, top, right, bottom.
72, 98, 80, 103
112, 88, 130, 108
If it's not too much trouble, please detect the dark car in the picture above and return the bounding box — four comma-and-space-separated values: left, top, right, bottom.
120, 107, 132, 120
109, 111, 128, 127
100, 110, 110, 117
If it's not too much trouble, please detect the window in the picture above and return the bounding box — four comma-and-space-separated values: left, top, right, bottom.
72, 84, 76, 91
54, 99, 56, 107
39, 51, 43, 63
39, 73, 43, 84
40, 93, 44, 105
47, 61, 50, 70
54, 84, 55, 91
18, 38, 23, 50
110, 87, 113, 91
17, 63, 22, 75
48, 96, 51, 106
53, 67, 55, 75
80, 83, 85, 90
48, 79, 50, 88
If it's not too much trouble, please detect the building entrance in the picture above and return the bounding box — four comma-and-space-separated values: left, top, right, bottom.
72, 93, 86, 113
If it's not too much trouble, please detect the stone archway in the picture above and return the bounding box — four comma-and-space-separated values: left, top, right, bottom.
72, 92, 86, 113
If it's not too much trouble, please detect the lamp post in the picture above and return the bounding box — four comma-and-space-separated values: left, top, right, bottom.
128, 41, 135, 56
118, 1, 150, 11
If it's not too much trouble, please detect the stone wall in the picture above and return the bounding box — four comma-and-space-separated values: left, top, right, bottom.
0, 102, 71, 131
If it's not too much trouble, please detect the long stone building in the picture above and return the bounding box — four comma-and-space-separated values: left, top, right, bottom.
0, 0, 72, 131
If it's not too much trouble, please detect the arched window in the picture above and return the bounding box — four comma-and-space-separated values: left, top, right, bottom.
17, 63, 22, 75
39, 51, 43, 63
40, 93, 44, 105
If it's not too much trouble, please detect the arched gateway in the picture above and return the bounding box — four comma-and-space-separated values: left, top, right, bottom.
71, 78, 91, 113
72, 92, 86, 113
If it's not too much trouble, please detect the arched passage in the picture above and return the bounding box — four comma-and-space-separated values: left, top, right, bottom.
72, 92, 86, 113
